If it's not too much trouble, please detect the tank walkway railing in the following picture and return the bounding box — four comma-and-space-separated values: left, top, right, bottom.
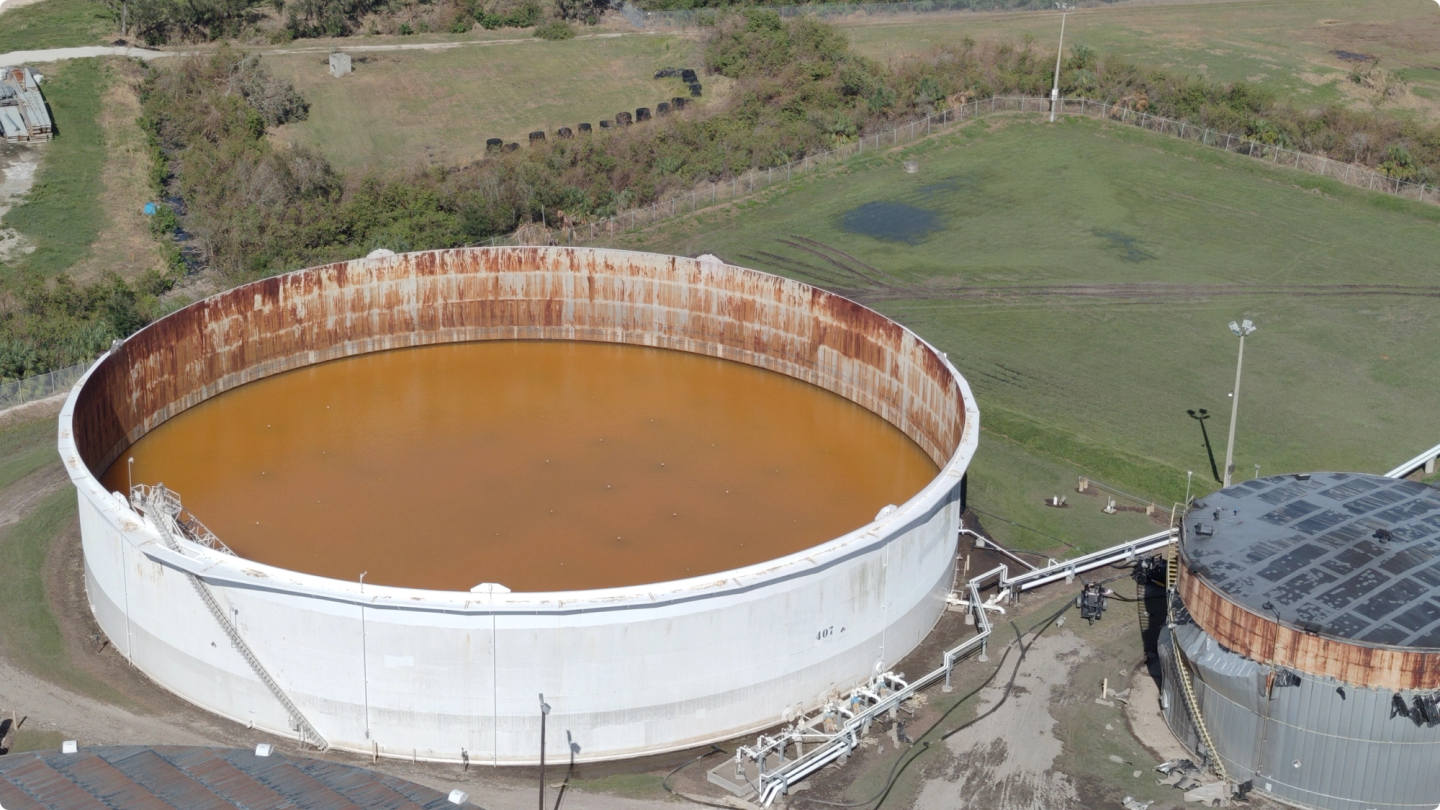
729, 527, 1176, 807
130, 483, 329, 751
1385, 442, 1440, 479
127, 484, 238, 557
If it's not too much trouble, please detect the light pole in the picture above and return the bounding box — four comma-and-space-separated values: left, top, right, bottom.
1049, 12, 1067, 123
127, 456, 135, 497
1222, 319, 1256, 488
1185, 470, 1193, 506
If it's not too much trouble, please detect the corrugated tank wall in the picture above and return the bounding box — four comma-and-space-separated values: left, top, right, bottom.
1159, 622, 1440, 810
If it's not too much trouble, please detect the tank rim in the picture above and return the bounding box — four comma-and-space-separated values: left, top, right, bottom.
57, 247, 979, 612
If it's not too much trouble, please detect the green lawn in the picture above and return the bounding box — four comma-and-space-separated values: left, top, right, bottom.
841, 0, 1440, 121
1, 58, 109, 277
0, 417, 60, 491
0, 414, 131, 704
267, 32, 712, 173
966, 432, 1160, 557
0, 0, 114, 53
611, 114, 1440, 520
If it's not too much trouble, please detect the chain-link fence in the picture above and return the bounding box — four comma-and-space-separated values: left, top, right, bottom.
618, 0, 1122, 30
0, 360, 90, 410
480, 95, 1438, 250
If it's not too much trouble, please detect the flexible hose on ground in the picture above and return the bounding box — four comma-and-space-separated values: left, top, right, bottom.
661, 745, 734, 809
662, 595, 1077, 810
798, 598, 1075, 809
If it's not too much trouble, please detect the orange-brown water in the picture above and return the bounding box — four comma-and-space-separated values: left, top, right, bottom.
104, 341, 938, 592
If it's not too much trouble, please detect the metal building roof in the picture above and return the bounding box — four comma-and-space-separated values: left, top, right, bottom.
1183, 472, 1440, 650
0, 746, 474, 809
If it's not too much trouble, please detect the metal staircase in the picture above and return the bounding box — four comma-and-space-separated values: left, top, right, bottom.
132, 484, 329, 750
1173, 644, 1227, 781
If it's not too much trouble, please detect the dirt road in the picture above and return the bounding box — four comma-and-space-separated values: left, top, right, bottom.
912, 629, 1088, 810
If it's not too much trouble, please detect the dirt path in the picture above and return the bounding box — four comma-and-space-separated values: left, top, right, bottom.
0, 29, 669, 68
912, 629, 1089, 810
0, 0, 47, 14
0, 142, 41, 262
741, 237, 1440, 306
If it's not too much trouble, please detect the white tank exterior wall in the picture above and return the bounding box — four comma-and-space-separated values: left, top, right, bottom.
59, 247, 977, 764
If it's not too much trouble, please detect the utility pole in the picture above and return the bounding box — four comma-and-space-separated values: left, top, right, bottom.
1222, 319, 1256, 488
539, 694, 551, 810
1050, 12, 1067, 123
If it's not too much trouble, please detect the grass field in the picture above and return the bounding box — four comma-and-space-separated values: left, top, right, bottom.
267, 32, 714, 172
842, 0, 1440, 121
0, 414, 129, 704
0, 0, 114, 54
1, 58, 109, 278
262, 0, 1440, 172
610, 114, 1440, 528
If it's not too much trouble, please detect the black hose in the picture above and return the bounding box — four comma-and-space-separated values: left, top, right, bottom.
661, 745, 733, 809
552, 734, 577, 810
797, 598, 1076, 809
793, 626, 1024, 809
661, 594, 1078, 810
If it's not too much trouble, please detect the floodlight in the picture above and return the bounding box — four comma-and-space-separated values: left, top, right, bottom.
1230, 319, 1256, 337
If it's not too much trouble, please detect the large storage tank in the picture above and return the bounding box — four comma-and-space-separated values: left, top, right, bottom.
1160, 472, 1440, 810
58, 247, 978, 764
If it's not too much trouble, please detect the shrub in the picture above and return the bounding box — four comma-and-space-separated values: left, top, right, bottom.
534, 19, 574, 39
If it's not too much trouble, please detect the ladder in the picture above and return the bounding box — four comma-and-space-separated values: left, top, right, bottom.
137, 485, 329, 750
1173, 645, 1227, 781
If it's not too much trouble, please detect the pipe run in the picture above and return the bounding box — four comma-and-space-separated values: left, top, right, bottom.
741, 527, 1176, 806
1384, 441, 1440, 479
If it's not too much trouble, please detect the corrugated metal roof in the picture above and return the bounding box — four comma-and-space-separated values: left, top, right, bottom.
0, 66, 53, 141
0, 746, 475, 809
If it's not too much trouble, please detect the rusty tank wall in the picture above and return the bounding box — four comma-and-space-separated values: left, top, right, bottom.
73, 247, 964, 479
58, 247, 980, 764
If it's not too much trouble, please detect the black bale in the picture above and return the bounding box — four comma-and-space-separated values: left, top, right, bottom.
528, 130, 546, 142
656, 102, 670, 115
557, 127, 574, 138
579, 122, 593, 133
635, 107, 651, 121
485, 138, 503, 152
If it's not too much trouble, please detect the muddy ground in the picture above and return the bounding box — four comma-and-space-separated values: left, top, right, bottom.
0, 141, 40, 262
0, 404, 1268, 810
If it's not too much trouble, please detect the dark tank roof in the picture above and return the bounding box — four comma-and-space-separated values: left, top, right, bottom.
1182, 472, 1440, 650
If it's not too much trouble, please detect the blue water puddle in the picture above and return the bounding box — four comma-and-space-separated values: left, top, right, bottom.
838, 174, 979, 245
839, 202, 942, 245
